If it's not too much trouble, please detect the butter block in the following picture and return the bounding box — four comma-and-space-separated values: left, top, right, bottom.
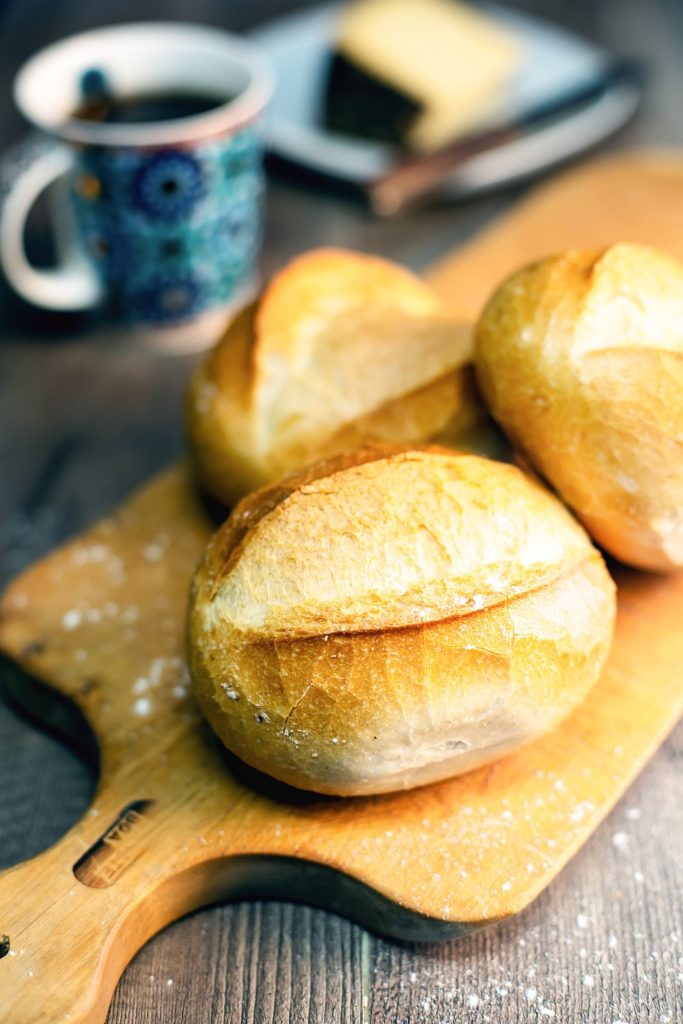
323, 0, 519, 151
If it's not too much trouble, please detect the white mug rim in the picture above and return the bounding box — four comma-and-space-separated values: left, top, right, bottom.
14, 21, 274, 148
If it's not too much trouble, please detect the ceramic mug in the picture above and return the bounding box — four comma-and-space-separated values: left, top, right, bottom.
0, 23, 273, 344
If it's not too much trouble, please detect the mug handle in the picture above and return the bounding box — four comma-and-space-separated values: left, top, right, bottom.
0, 134, 103, 310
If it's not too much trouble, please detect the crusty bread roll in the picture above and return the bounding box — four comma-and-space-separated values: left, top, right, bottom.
475, 243, 683, 571
188, 446, 615, 796
187, 248, 481, 507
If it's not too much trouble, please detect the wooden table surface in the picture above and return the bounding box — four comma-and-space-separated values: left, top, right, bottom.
0, 1, 681, 1022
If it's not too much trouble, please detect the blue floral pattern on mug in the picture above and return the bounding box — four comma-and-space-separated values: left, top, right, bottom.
70, 125, 264, 325
131, 150, 205, 221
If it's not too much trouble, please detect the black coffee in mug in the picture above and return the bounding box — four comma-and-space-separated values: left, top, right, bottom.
73, 90, 228, 125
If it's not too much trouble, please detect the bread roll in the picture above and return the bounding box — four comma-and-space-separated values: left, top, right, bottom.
188, 446, 615, 796
187, 248, 480, 507
475, 243, 683, 570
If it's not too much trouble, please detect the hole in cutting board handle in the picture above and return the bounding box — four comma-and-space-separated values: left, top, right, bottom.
0, 656, 99, 868
73, 799, 156, 888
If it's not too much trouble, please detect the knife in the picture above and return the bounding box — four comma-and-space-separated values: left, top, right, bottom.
368, 58, 645, 216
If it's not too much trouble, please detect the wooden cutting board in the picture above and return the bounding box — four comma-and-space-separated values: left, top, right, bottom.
1, 152, 683, 1024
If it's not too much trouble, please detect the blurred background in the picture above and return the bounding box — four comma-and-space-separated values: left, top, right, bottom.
1, 0, 683, 335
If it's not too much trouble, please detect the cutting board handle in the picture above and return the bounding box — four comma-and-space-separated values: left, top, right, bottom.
0, 788, 222, 1024
0, 834, 124, 1022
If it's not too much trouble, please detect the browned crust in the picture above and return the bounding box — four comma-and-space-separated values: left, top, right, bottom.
190, 548, 615, 795
475, 242, 683, 570
186, 248, 482, 507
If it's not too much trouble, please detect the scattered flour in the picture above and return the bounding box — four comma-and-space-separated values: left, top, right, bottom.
613, 832, 631, 854
132, 697, 152, 717
62, 609, 82, 630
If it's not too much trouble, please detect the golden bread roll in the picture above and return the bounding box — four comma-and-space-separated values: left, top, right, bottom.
187, 248, 481, 507
475, 243, 683, 571
188, 446, 615, 796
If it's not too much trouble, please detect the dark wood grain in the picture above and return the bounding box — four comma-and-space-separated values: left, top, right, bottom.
1, 0, 682, 1022
107, 904, 367, 1024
